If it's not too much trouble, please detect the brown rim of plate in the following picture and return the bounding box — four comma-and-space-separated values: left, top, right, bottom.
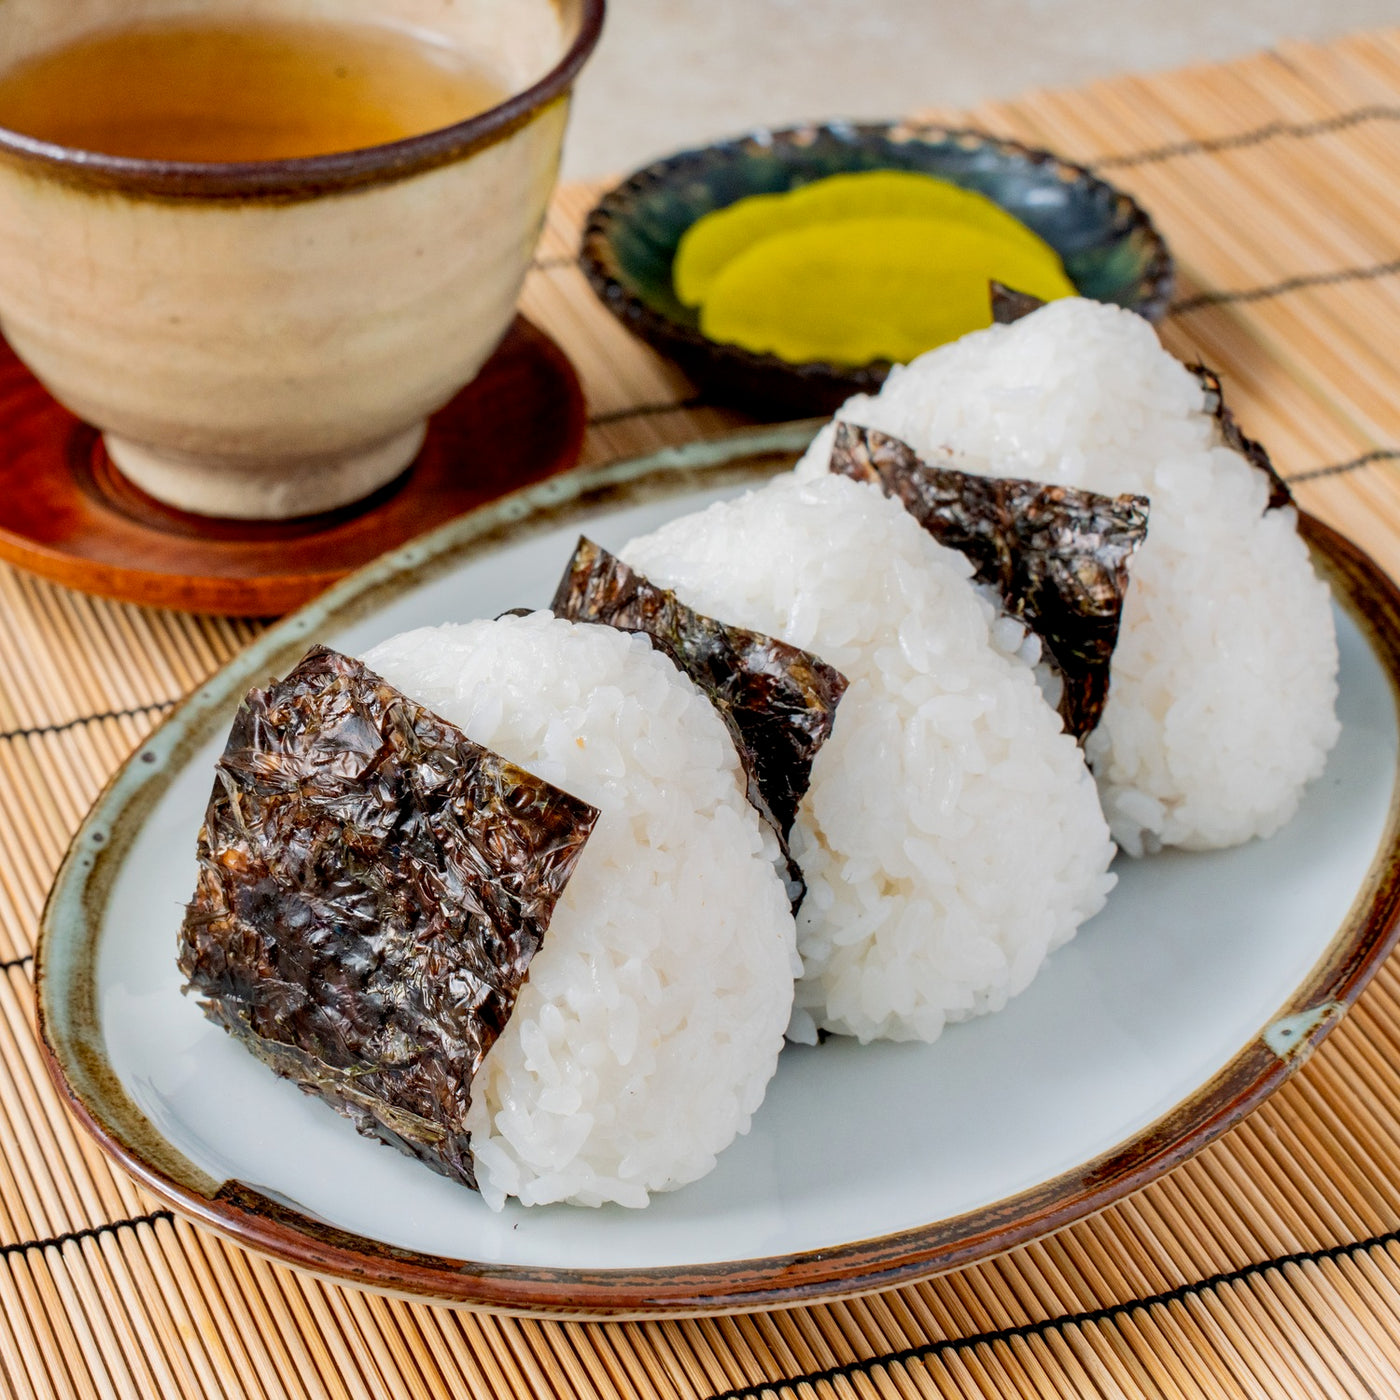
0, 0, 605, 202
31, 428, 1400, 1319
578, 121, 1176, 395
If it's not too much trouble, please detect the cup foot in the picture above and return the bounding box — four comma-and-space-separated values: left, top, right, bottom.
103, 423, 429, 521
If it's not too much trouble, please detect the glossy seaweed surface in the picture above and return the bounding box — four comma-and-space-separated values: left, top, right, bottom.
829, 422, 1149, 739
552, 537, 847, 900
177, 645, 599, 1190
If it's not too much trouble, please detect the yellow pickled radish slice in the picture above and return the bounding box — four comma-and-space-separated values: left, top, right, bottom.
674, 170, 1052, 308
697, 216, 1075, 366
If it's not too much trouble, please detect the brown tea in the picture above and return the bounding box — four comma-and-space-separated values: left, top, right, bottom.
0, 17, 508, 161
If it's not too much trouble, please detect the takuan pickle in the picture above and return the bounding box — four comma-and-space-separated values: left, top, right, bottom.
674, 170, 1074, 366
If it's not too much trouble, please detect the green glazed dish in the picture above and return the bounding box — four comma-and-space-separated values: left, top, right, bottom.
580, 121, 1174, 419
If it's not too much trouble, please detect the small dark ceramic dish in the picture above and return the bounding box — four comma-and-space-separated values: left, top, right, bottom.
580, 121, 1174, 418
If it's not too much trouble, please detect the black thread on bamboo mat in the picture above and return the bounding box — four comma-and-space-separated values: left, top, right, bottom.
1289, 449, 1400, 484
0, 1211, 175, 1263
1170, 257, 1400, 315
0, 701, 177, 745
1097, 104, 1400, 170
537, 109, 1400, 305
0, 955, 33, 973
705, 1226, 1400, 1400
587, 395, 710, 427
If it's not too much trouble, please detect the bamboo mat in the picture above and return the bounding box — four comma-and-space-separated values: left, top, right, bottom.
8, 27, 1400, 1400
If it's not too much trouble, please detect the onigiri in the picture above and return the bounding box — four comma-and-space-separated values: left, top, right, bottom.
796, 297, 1340, 855
622, 471, 1117, 1045
364, 612, 798, 1208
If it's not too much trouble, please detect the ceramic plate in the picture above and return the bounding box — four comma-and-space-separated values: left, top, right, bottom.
36, 423, 1400, 1318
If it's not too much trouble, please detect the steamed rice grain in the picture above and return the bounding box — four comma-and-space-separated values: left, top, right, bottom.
365, 613, 797, 1208
797, 298, 1340, 854
622, 472, 1116, 1045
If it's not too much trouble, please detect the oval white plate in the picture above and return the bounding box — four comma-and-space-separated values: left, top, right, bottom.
36, 423, 1400, 1317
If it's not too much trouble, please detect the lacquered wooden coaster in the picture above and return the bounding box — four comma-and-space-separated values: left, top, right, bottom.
0, 317, 586, 616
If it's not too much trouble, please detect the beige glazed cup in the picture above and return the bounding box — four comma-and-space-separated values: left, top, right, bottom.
0, 0, 604, 519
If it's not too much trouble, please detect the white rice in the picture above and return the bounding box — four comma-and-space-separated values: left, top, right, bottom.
622, 472, 1116, 1046
364, 613, 797, 1209
796, 297, 1341, 854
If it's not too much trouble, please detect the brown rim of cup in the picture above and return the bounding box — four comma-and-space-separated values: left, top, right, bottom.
0, 0, 606, 203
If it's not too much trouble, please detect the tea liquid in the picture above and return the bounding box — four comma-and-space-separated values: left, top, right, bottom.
0, 16, 507, 161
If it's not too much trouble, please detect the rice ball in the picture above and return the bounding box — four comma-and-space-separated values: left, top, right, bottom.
622, 472, 1116, 1045
364, 612, 797, 1209
796, 297, 1340, 854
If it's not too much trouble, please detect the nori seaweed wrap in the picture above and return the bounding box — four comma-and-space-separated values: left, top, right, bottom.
1189, 363, 1292, 511
989, 281, 1047, 324
829, 421, 1149, 739
178, 645, 599, 1191
551, 537, 848, 900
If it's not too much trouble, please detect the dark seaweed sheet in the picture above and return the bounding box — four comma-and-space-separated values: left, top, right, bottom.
551, 539, 848, 901
1189, 363, 1292, 511
829, 422, 1148, 739
177, 645, 598, 1191
989, 282, 1046, 324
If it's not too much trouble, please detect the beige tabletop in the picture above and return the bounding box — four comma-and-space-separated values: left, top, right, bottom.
563, 0, 1400, 178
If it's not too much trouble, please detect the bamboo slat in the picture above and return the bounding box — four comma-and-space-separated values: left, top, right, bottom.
7, 26, 1400, 1399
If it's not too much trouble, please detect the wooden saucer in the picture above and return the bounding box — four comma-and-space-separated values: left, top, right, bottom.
0, 317, 586, 616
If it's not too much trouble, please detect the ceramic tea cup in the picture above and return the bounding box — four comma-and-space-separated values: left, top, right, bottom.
0, 0, 604, 519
